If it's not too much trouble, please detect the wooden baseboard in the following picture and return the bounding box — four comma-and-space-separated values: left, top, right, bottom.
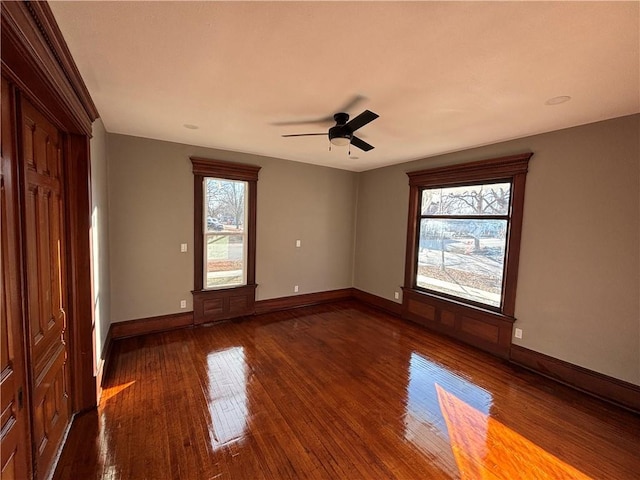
351, 288, 402, 316
510, 344, 640, 413
110, 311, 194, 340
255, 288, 353, 315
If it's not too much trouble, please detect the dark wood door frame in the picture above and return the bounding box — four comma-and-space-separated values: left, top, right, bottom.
2, 1, 98, 476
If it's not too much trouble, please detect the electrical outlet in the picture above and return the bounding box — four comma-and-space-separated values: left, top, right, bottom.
180, 300, 187, 309
394, 291, 399, 300
514, 328, 523, 339
294, 285, 299, 293
296, 239, 301, 248
180, 243, 187, 253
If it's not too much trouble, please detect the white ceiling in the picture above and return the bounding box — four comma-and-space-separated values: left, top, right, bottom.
49, 1, 639, 172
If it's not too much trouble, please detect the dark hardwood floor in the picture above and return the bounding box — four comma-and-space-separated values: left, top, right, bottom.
54, 301, 640, 479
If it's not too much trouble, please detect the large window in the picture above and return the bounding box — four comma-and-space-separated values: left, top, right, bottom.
203, 178, 248, 288
418, 182, 511, 308
405, 153, 531, 316
191, 157, 260, 324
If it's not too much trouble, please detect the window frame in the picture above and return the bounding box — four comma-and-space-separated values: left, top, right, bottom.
191, 157, 260, 323
404, 153, 531, 317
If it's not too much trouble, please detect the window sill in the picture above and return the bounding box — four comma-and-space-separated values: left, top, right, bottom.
408, 287, 515, 322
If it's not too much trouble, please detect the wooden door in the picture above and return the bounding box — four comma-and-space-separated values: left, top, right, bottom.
20, 96, 71, 478
1, 78, 31, 480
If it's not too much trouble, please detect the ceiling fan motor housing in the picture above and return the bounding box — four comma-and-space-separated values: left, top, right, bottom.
329, 124, 352, 145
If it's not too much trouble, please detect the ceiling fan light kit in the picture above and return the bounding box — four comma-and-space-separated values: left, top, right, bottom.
282, 109, 379, 152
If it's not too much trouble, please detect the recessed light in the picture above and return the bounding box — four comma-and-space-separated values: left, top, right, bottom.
545, 96, 571, 106
183, 124, 199, 130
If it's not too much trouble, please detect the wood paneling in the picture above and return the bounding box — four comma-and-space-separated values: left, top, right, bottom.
407, 299, 436, 321
402, 288, 513, 358
20, 96, 71, 478
2, 2, 99, 478
510, 344, 640, 414
255, 288, 354, 315
1, 76, 31, 480
53, 302, 640, 480
193, 285, 257, 324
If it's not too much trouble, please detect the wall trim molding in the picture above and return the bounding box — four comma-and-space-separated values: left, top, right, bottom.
510, 344, 640, 414
110, 311, 194, 340
351, 289, 402, 317
255, 288, 353, 315
1, 1, 98, 135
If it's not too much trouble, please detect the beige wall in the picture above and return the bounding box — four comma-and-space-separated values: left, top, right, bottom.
90, 118, 111, 358
107, 134, 357, 323
354, 114, 640, 385
104, 115, 639, 385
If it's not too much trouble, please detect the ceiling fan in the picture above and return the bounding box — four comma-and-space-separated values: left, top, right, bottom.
282, 109, 379, 152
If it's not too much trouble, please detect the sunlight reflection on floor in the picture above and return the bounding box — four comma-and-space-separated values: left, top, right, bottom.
436, 384, 592, 480
206, 347, 248, 451
100, 381, 135, 403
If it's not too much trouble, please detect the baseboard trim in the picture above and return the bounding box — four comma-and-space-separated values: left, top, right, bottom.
352, 288, 402, 317
110, 311, 194, 340
510, 344, 640, 414
255, 288, 353, 315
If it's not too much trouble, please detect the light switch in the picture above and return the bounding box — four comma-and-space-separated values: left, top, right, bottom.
296, 240, 301, 248
180, 243, 187, 253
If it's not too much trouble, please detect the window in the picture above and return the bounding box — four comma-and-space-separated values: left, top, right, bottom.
191, 157, 260, 324
203, 178, 247, 288
405, 153, 531, 317
417, 181, 511, 308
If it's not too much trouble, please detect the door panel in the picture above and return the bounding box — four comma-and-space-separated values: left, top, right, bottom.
1, 77, 30, 480
20, 97, 71, 478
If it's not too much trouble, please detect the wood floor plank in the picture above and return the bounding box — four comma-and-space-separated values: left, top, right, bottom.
54, 301, 640, 479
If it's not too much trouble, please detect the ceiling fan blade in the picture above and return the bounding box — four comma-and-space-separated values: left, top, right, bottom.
346, 110, 379, 132
337, 94, 367, 115
351, 136, 374, 152
273, 117, 334, 126
282, 133, 326, 137
272, 95, 368, 126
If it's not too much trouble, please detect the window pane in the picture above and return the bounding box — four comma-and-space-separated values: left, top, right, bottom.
205, 234, 245, 288
205, 179, 246, 233
416, 218, 507, 307
204, 178, 247, 289
421, 182, 511, 216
